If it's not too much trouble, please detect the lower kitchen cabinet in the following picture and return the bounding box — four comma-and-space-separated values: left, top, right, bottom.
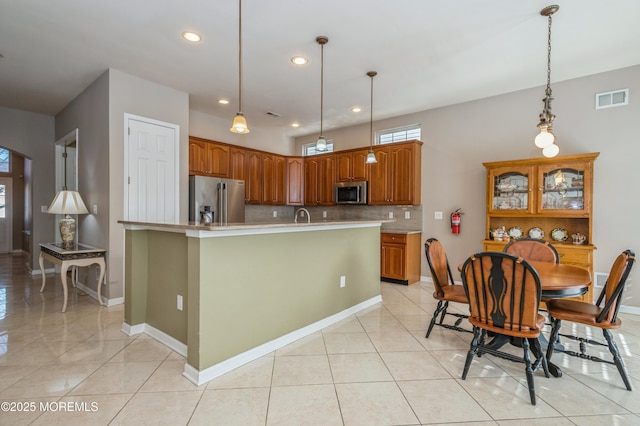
381, 231, 422, 285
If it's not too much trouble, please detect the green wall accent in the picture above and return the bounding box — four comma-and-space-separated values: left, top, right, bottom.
125, 225, 381, 372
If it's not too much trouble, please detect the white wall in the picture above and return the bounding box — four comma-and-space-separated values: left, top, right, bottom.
189, 110, 295, 155
295, 65, 640, 307
0, 107, 55, 270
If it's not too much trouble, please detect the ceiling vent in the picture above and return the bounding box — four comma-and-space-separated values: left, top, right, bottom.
266, 111, 281, 117
595, 89, 629, 109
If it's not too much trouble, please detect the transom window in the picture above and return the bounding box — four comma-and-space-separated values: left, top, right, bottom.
0, 148, 9, 173
303, 140, 334, 156
376, 124, 421, 145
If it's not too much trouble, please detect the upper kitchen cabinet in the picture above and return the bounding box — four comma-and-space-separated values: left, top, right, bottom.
231, 147, 262, 204
286, 157, 304, 206
369, 140, 422, 205
262, 153, 286, 205
189, 137, 230, 178
304, 154, 335, 206
336, 148, 369, 182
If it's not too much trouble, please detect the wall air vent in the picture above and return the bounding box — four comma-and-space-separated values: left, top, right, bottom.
595, 89, 629, 109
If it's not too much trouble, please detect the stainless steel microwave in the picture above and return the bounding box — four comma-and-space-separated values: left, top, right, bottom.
335, 181, 368, 205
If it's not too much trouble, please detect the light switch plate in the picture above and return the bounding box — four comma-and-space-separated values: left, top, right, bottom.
404, 211, 410, 219
434, 211, 443, 220
388, 212, 394, 219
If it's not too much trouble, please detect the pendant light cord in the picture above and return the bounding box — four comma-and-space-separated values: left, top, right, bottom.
238, 0, 243, 114
545, 13, 553, 99
319, 41, 324, 137
369, 73, 375, 147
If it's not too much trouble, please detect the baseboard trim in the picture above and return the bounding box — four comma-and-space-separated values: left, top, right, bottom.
120, 322, 188, 357
181, 295, 383, 386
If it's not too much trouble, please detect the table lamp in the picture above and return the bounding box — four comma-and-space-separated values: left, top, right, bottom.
47, 190, 89, 246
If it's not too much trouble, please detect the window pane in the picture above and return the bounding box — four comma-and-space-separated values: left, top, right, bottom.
376, 125, 421, 145
0, 185, 5, 218
0, 148, 9, 173
303, 141, 334, 156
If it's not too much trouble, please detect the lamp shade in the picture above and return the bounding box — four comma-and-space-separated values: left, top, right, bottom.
542, 143, 560, 158
315, 136, 327, 152
230, 113, 250, 134
47, 190, 89, 215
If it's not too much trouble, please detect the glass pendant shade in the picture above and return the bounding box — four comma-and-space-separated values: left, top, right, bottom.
366, 149, 377, 164
534, 127, 555, 148
315, 136, 327, 152
230, 113, 250, 134
542, 143, 560, 158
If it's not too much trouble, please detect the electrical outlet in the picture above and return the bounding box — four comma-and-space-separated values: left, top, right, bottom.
434, 211, 443, 220
340, 275, 346, 288
177, 295, 183, 311
404, 211, 410, 219
273, 211, 277, 217
388, 212, 394, 219
323, 211, 327, 218
92, 204, 98, 215
41, 205, 48, 213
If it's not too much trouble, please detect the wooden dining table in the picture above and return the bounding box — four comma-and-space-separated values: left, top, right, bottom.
458, 258, 592, 377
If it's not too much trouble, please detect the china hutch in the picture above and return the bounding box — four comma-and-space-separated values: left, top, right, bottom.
483, 152, 599, 302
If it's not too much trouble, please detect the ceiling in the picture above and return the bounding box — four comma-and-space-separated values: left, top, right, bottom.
1, 0, 639, 138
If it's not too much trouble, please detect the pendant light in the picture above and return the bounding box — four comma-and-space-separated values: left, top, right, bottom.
315, 36, 329, 152
230, 0, 250, 134
534, 5, 559, 157
365, 71, 378, 164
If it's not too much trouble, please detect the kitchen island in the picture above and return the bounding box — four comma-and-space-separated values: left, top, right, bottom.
120, 219, 384, 385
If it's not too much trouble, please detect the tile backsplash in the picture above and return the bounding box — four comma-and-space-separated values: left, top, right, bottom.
245, 204, 422, 232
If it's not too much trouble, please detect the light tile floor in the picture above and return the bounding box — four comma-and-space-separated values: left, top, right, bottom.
1, 253, 639, 425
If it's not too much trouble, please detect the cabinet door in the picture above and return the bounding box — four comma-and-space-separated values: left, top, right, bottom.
537, 162, 592, 215
351, 149, 369, 181
206, 143, 230, 178
189, 140, 208, 175
263, 154, 286, 205
286, 157, 304, 206
230, 147, 246, 181
245, 151, 262, 204
389, 144, 415, 205
381, 243, 406, 280
335, 152, 353, 182
317, 155, 335, 205
368, 147, 389, 205
488, 165, 534, 214
304, 158, 319, 205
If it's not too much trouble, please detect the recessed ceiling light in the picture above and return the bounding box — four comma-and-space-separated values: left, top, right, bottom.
291, 56, 308, 65
351, 106, 362, 113
218, 99, 230, 105
182, 32, 201, 42
290, 122, 300, 128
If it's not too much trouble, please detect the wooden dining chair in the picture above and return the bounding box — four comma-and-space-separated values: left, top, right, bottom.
460, 252, 549, 405
423, 238, 470, 338
504, 238, 559, 264
546, 249, 635, 390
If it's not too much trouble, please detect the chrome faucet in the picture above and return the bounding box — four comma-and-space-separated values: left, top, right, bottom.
294, 208, 311, 224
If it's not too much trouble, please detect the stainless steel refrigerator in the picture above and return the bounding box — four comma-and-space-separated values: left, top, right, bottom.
189, 176, 245, 224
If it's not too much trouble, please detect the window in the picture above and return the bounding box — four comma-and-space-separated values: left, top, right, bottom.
0, 148, 9, 173
303, 140, 334, 156
376, 124, 421, 145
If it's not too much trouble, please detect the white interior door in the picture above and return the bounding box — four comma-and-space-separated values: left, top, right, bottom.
0, 178, 13, 253
126, 115, 179, 223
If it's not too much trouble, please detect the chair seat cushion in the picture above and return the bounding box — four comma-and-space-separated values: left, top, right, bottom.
546, 299, 621, 329
469, 313, 545, 338
434, 284, 468, 304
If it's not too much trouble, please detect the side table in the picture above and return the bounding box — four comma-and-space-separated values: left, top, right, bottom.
39, 242, 106, 312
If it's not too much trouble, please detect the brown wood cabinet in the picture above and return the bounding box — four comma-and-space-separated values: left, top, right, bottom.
483, 152, 599, 302
380, 232, 422, 285
262, 153, 286, 205
286, 157, 304, 206
369, 140, 422, 205
230, 147, 263, 204
336, 148, 369, 182
188, 137, 230, 177
304, 155, 335, 206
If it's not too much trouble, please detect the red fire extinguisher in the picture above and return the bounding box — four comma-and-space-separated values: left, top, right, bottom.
451, 209, 462, 234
